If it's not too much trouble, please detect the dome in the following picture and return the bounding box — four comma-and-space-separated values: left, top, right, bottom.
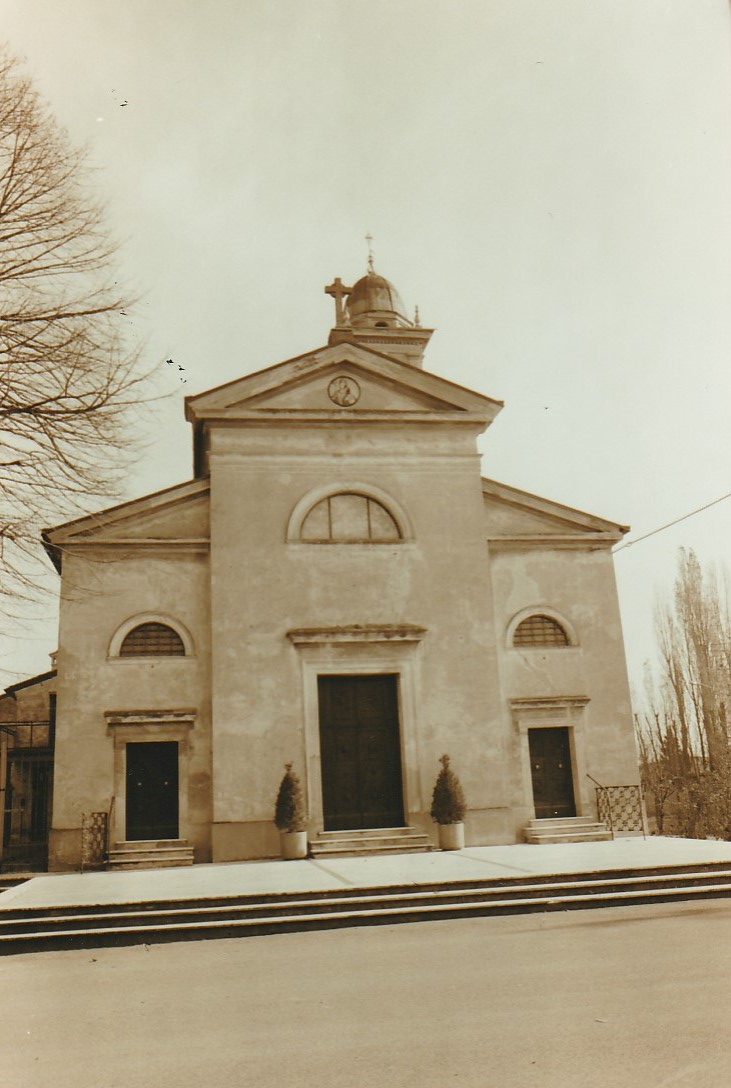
345, 270, 409, 327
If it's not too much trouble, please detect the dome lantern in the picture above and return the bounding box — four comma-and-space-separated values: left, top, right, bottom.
345, 269, 410, 329
325, 260, 434, 368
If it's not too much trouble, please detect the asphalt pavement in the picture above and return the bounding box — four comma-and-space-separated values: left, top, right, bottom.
2, 897, 730, 1088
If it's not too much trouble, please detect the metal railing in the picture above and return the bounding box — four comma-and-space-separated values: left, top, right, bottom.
80, 811, 108, 871
107, 795, 115, 853
587, 776, 646, 838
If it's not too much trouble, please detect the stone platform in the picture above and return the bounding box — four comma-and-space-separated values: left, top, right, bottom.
3, 837, 731, 952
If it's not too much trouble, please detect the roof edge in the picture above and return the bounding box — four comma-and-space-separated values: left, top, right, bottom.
482, 476, 630, 535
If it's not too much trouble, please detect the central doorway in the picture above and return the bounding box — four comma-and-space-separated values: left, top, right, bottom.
318, 674, 404, 831
125, 741, 179, 840
528, 727, 576, 819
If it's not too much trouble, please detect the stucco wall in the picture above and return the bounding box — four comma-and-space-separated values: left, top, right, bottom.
207, 418, 510, 857
44, 407, 640, 867
49, 548, 212, 869
0, 674, 56, 724
488, 542, 639, 836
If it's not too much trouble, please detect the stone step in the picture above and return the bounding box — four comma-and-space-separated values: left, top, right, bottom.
524, 830, 613, 845
309, 844, 432, 857
309, 827, 432, 858
309, 833, 431, 848
5, 871, 731, 934
2, 863, 731, 952
111, 839, 190, 852
315, 827, 423, 840
107, 858, 195, 871
107, 841, 194, 871
0, 875, 32, 893
523, 819, 612, 845
525, 817, 599, 829
108, 850, 194, 861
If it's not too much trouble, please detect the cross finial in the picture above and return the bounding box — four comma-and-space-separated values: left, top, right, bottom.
324, 277, 352, 326
365, 231, 375, 272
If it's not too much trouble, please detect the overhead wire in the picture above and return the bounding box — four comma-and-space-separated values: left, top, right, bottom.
613, 490, 731, 553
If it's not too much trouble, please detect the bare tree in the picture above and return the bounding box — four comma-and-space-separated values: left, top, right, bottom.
0, 49, 149, 607
638, 549, 731, 838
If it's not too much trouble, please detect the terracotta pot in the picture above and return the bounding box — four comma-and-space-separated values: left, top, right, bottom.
280, 830, 308, 860
438, 821, 464, 851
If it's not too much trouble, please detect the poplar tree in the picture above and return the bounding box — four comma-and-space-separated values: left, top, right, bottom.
636, 548, 731, 838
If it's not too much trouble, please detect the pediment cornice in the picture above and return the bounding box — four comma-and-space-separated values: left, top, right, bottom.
185, 342, 503, 424
42, 479, 210, 570
482, 477, 628, 545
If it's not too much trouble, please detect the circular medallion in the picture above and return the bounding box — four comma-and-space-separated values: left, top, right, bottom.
328, 376, 361, 407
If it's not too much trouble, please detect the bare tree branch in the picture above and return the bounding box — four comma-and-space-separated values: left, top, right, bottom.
0, 48, 154, 609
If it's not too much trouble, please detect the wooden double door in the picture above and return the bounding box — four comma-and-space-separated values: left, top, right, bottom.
528, 727, 576, 819
126, 742, 179, 841
318, 675, 405, 831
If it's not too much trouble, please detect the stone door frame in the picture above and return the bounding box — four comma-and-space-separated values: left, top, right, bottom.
104, 709, 196, 844
510, 696, 590, 819
287, 625, 426, 831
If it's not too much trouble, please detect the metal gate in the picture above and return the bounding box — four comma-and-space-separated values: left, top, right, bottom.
1, 720, 55, 872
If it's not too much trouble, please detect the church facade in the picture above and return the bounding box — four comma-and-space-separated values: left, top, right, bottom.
42, 267, 639, 871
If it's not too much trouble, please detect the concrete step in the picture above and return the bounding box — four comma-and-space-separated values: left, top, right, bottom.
111, 839, 190, 852
308, 844, 432, 857
0, 873, 34, 893
316, 827, 424, 840
525, 830, 613, 845
309, 827, 432, 858
107, 858, 195, 871
523, 819, 612, 845
107, 841, 194, 871
525, 817, 599, 829
3, 861, 731, 953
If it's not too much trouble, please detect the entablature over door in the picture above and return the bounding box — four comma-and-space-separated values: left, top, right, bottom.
510, 696, 589, 734
105, 709, 197, 741
287, 624, 427, 647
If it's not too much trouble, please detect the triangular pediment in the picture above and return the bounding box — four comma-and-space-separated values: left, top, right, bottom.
482, 478, 628, 545
185, 342, 502, 422
44, 479, 210, 548
242, 361, 456, 412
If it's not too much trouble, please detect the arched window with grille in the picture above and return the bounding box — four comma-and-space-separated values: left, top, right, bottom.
119, 622, 186, 657
300, 492, 402, 543
512, 613, 572, 648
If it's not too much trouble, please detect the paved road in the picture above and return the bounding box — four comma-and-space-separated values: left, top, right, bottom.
2, 900, 730, 1088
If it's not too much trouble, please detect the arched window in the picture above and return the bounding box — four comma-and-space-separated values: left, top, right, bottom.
513, 614, 570, 648
119, 622, 186, 657
300, 492, 401, 542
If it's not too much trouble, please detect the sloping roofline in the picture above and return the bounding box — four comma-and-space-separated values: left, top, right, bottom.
42, 478, 209, 572
482, 476, 629, 535
184, 340, 504, 421
2, 669, 57, 698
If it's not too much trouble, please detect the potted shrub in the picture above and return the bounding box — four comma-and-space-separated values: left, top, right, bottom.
274, 763, 308, 859
430, 753, 466, 850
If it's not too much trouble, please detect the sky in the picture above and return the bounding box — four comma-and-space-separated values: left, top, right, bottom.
2, 0, 731, 692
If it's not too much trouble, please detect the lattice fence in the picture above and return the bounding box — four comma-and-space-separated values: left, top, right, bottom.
81, 811, 108, 870
596, 785, 645, 836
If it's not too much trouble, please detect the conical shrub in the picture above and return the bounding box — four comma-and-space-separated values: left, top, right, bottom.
274, 763, 306, 832
430, 754, 466, 824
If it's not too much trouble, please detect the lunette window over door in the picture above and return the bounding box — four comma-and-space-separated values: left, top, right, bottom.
300, 492, 401, 542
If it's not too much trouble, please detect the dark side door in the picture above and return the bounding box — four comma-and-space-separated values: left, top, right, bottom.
528, 727, 576, 819
125, 741, 179, 840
